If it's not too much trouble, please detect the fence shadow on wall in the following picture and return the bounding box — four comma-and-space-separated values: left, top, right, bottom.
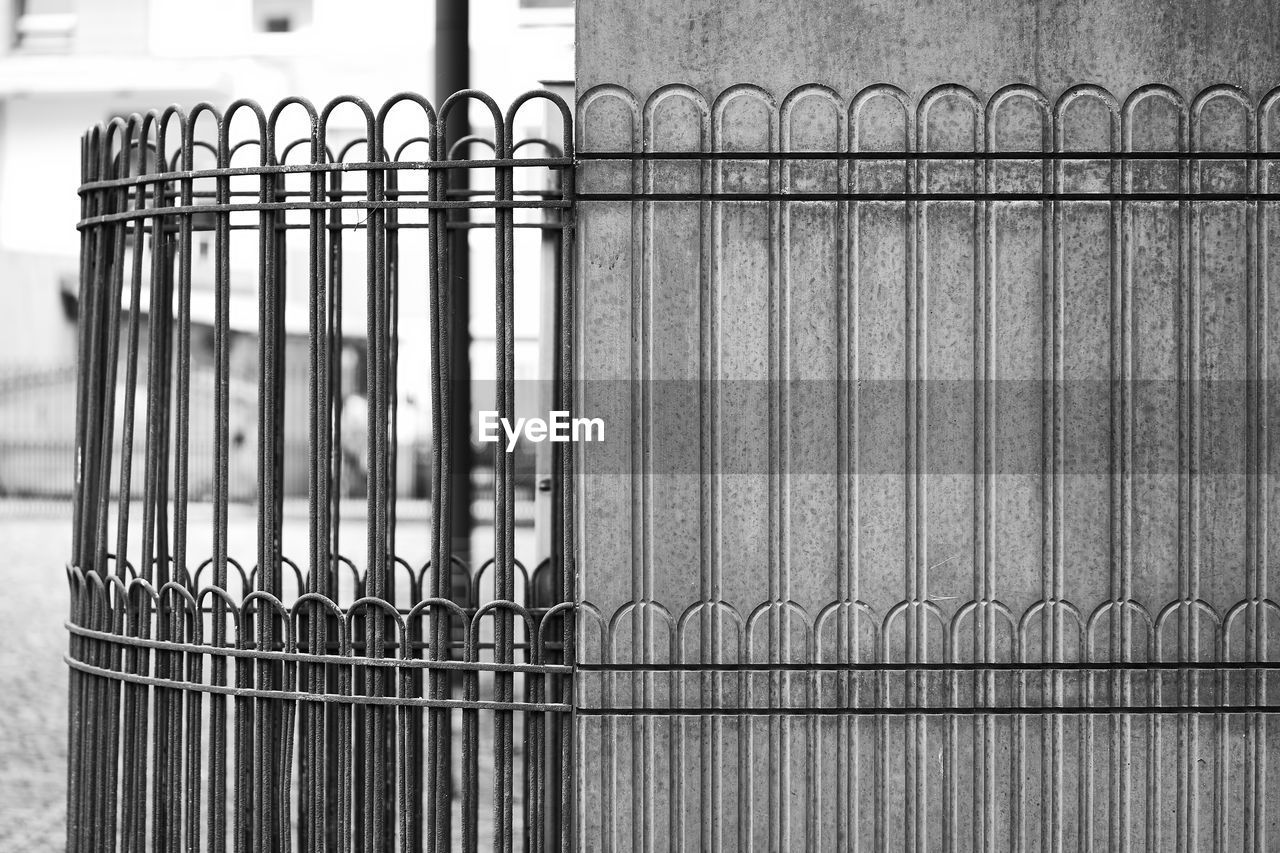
574, 80, 1280, 852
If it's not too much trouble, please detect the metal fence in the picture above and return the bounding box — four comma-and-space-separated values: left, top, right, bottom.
573, 82, 1280, 851
68, 79, 1280, 853
67, 90, 574, 853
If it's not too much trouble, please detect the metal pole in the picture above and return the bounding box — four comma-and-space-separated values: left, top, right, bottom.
433, 5, 469, 851
435, 0, 471, 571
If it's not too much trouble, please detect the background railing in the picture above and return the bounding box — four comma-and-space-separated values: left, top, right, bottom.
0, 365, 76, 499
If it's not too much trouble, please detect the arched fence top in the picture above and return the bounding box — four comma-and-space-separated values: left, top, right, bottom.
77, 90, 575, 232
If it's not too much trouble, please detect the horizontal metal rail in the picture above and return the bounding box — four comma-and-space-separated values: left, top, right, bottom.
577, 149, 1280, 160
577, 191, 1280, 201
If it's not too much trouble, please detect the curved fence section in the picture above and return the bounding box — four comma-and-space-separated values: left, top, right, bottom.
67, 91, 574, 853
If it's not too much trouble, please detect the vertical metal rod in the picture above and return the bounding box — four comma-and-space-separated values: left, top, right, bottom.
271, 145, 291, 853
494, 106, 517, 853
302, 101, 329, 853
66, 128, 92, 853
119, 119, 148, 853
216, 110, 252, 853
204, 101, 233, 853
325, 149, 347, 853
253, 104, 279, 853
430, 98, 458, 853
364, 109, 391, 853
385, 143, 404, 853
170, 108, 203, 853
67, 133, 98, 853
99, 118, 144, 853
557, 121, 576, 853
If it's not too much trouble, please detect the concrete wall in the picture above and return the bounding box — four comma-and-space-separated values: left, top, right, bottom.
573, 2, 1280, 850
577, 0, 1280, 104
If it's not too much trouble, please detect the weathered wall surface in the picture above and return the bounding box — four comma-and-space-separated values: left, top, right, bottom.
577, 0, 1280, 104
573, 3, 1280, 851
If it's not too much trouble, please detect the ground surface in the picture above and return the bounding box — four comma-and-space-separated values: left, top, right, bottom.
0, 499, 534, 851
0, 503, 72, 851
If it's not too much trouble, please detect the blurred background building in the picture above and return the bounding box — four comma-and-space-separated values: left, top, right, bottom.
0, 0, 573, 502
